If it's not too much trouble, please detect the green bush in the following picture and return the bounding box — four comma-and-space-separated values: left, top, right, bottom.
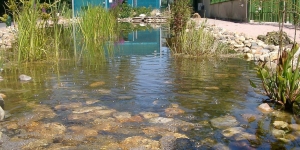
133, 6, 152, 17
170, 0, 191, 36
119, 3, 133, 18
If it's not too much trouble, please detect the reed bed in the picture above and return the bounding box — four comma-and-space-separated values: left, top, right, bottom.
78, 5, 117, 60
13, 0, 72, 62
179, 22, 228, 56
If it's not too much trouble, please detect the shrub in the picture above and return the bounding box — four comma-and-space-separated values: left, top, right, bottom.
169, 0, 191, 36
133, 6, 152, 17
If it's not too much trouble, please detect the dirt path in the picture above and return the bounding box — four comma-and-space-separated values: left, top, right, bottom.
205, 18, 300, 43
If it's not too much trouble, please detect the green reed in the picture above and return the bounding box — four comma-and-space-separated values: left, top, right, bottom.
78, 5, 117, 60
16, 0, 46, 62
4, 0, 73, 62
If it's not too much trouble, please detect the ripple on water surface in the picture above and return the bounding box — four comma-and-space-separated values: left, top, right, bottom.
0, 53, 299, 149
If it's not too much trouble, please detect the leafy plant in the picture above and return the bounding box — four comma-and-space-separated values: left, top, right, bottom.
252, 44, 300, 111
250, 0, 300, 112
133, 6, 152, 17
119, 3, 133, 18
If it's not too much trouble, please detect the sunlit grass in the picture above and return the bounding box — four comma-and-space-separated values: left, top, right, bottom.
14, 0, 72, 62
78, 5, 117, 60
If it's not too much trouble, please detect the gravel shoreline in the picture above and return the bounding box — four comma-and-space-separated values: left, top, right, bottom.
205, 18, 300, 43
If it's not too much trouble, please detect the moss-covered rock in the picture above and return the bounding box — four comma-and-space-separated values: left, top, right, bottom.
257, 31, 293, 46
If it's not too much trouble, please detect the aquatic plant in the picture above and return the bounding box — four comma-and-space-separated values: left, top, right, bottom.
7, 0, 72, 62
166, 0, 191, 54
169, 0, 191, 36
167, 1, 227, 56
78, 5, 117, 59
251, 44, 300, 111
177, 21, 228, 56
15, 0, 48, 62
250, 0, 300, 112
2, 0, 117, 63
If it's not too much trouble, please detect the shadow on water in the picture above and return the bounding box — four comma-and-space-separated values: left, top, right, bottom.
0, 26, 299, 149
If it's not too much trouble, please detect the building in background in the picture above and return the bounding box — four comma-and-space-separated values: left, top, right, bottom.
73, 0, 162, 16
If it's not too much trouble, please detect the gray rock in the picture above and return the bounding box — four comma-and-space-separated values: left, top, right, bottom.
234, 47, 244, 52
264, 52, 278, 62
212, 143, 230, 150
210, 116, 239, 129
265, 61, 277, 69
0, 76, 3, 81
288, 124, 300, 131
234, 44, 244, 48
274, 45, 279, 51
259, 55, 266, 62
160, 136, 176, 150
251, 45, 263, 51
245, 42, 252, 48
0, 106, 4, 121
174, 138, 196, 150
149, 117, 173, 124
0, 96, 4, 120
261, 49, 270, 54
222, 127, 256, 141
251, 42, 258, 47
258, 103, 273, 112
19, 74, 32, 81
257, 40, 265, 46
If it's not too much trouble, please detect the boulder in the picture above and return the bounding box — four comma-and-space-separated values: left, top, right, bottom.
192, 13, 201, 18
257, 31, 293, 46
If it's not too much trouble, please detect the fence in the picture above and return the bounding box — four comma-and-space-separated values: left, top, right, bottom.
248, 0, 299, 23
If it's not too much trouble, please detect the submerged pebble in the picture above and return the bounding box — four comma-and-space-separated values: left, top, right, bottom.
19, 74, 32, 81
0, 105, 5, 121
210, 115, 239, 129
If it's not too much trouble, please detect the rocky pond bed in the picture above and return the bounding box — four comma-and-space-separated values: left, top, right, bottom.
0, 89, 299, 149
0, 91, 297, 149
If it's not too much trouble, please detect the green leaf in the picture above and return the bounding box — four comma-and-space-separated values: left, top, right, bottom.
249, 79, 257, 88
278, 75, 285, 82
261, 68, 269, 78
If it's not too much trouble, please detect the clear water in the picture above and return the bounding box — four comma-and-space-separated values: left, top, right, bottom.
0, 28, 299, 149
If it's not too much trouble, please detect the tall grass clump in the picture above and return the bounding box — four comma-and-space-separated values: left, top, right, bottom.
16, 0, 49, 62
78, 5, 117, 59
167, 0, 226, 56
178, 21, 228, 56
7, 0, 71, 62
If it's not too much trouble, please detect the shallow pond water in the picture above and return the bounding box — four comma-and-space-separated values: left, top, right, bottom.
0, 28, 300, 149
